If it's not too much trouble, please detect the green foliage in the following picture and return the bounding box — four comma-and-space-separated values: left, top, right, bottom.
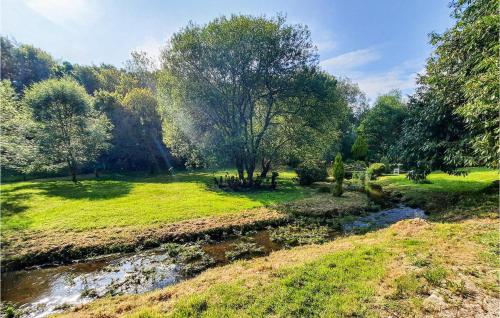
0, 37, 55, 92
0, 303, 19, 318
23, 78, 112, 182
399, 0, 498, 170
422, 266, 447, 287
406, 162, 431, 183
161, 15, 346, 181
295, 160, 328, 185
367, 163, 386, 179
351, 134, 368, 161
122, 88, 167, 172
380, 156, 391, 173
0, 80, 39, 175
358, 90, 407, 161
332, 153, 344, 196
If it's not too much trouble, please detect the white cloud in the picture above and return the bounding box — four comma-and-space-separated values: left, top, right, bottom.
25, 0, 101, 29
320, 47, 380, 73
351, 59, 425, 101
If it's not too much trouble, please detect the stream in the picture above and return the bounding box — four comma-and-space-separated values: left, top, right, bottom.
1, 205, 425, 318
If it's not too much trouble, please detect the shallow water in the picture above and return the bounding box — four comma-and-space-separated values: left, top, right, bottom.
343, 205, 426, 232
2, 205, 426, 318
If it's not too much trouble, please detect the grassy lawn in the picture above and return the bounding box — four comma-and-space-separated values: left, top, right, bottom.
53, 167, 499, 318
1, 170, 309, 233
375, 167, 498, 193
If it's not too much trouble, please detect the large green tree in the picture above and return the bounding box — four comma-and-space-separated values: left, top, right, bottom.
0, 37, 56, 92
400, 0, 498, 169
24, 78, 112, 182
162, 15, 347, 184
122, 88, 169, 172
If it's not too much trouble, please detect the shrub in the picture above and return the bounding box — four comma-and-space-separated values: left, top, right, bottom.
295, 160, 327, 185
380, 156, 391, 173
351, 134, 368, 161
344, 160, 367, 172
367, 163, 386, 179
332, 153, 344, 196
406, 161, 431, 183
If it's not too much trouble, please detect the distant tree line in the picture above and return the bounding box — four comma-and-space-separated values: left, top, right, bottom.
1, 38, 171, 181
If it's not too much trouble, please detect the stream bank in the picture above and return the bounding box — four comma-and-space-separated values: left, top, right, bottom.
2, 191, 426, 318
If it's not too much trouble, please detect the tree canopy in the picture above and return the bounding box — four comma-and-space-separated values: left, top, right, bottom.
161, 14, 347, 182
358, 91, 407, 162
23, 78, 112, 182
399, 0, 498, 170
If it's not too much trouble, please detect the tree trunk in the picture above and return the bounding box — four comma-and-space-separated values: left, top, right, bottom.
247, 166, 255, 186
236, 158, 245, 183
94, 165, 99, 178
260, 159, 271, 178
71, 169, 77, 183
68, 161, 78, 183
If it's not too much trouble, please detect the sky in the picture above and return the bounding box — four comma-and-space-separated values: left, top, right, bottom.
1, 0, 453, 101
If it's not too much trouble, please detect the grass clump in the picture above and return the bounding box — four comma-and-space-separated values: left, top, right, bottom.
269, 223, 331, 247
225, 241, 266, 261
163, 243, 216, 277
422, 266, 447, 287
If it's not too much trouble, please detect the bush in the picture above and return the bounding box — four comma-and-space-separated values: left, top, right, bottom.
406, 161, 431, 183
351, 134, 368, 161
367, 163, 386, 179
295, 160, 328, 185
380, 156, 391, 173
344, 160, 367, 172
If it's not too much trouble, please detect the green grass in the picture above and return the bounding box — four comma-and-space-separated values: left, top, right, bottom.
169, 246, 388, 318
375, 167, 498, 193
1, 170, 310, 233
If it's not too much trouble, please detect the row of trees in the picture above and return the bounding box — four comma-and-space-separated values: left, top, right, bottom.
1, 38, 170, 181
2, 0, 496, 183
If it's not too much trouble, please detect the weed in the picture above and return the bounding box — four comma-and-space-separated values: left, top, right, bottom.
447, 280, 475, 298
422, 266, 447, 287
392, 274, 426, 299
225, 241, 266, 261
270, 223, 330, 247
0, 303, 19, 318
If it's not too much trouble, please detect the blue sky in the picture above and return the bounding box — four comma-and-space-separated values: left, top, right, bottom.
1, 0, 453, 101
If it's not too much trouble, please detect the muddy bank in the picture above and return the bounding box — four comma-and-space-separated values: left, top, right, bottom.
1, 229, 285, 318
2, 192, 372, 272
1, 208, 288, 272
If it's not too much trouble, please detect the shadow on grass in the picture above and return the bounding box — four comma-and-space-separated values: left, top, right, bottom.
110, 171, 312, 206
1, 180, 134, 219
0, 171, 310, 218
